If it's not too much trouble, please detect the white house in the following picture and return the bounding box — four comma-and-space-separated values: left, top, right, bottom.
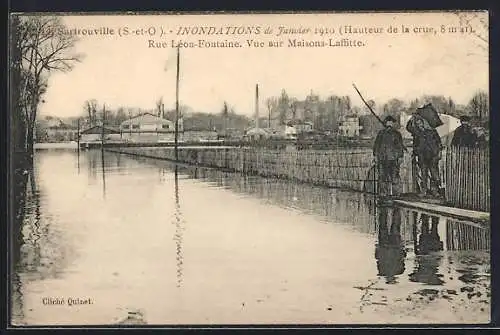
338, 114, 363, 138
120, 113, 183, 142
80, 125, 121, 143
245, 127, 271, 141
286, 119, 313, 133
284, 126, 298, 140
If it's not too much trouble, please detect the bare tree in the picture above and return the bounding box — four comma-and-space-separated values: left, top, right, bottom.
467, 90, 489, 123
288, 98, 298, 121
14, 15, 83, 152
221, 101, 229, 132
115, 107, 127, 124
11, 15, 25, 153
83, 99, 99, 126
265, 97, 278, 128
454, 12, 488, 56
382, 98, 405, 118
278, 89, 290, 125
342, 96, 352, 112
156, 96, 164, 118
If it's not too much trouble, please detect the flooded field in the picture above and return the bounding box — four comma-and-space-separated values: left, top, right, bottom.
10, 149, 490, 326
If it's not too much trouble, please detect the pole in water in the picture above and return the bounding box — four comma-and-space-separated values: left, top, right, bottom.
101, 104, 106, 150
175, 46, 180, 162
77, 118, 80, 152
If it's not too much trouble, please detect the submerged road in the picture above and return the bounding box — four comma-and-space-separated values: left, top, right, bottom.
11, 149, 490, 325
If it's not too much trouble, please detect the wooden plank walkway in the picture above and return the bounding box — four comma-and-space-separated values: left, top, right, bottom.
389, 199, 490, 225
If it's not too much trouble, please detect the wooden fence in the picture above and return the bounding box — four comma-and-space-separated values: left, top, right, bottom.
108, 147, 415, 193
444, 147, 490, 212
108, 145, 489, 212
445, 219, 490, 251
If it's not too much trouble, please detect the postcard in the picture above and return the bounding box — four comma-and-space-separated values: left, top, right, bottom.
9, 11, 490, 326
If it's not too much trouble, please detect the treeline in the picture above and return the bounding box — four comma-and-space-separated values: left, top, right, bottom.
74, 88, 488, 137
262, 89, 489, 134
77, 99, 253, 132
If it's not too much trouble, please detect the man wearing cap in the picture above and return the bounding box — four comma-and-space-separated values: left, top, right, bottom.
373, 115, 405, 196
451, 115, 477, 148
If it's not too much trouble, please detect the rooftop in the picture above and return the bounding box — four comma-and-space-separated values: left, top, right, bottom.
80, 125, 121, 134
121, 113, 174, 125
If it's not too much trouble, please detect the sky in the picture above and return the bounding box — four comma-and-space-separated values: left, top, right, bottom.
35, 12, 488, 118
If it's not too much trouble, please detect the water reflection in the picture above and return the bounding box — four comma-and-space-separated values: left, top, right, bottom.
82, 150, 109, 198
10, 151, 490, 325
87, 149, 99, 181
11, 153, 31, 325
77, 150, 80, 175
101, 149, 107, 199
157, 162, 489, 287
173, 166, 185, 288
174, 164, 378, 235
11, 155, 74, 325
375, 206, 406, 284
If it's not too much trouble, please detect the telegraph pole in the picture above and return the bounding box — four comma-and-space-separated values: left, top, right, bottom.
101, 104, 106, 148
255, 84, 259, 129
101, 104, 107, 198
174, 45, 180, 162
77, 118, 80, 152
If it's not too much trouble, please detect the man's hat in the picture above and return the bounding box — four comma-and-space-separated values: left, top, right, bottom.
383, 115, 397, 123
459, 115, 471, 122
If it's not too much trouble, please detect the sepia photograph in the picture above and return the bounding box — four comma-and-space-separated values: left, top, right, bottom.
8, 11, 490, 326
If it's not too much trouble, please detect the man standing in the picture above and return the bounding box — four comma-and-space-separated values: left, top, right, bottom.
406, 104, 443, 197
451, 115, 476, 147
373, 116, 405, 196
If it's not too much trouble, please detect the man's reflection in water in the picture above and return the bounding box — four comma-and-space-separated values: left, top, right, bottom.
409, 213, 445, 285
375, 205, 407, 284
417, 214, 443, 255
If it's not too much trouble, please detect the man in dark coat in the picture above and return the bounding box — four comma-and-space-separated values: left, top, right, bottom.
451, 115, 477, 147
373, 116, 405, 196
406, 107, 443, 197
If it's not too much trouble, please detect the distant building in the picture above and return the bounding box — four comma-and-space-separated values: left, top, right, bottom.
284, 125, 298, 140
45, 123, 78, 142
245, 127, 271, 141
338, 114, 363, 138
119, 113, 182, 142
36, 116, 78, 142
80, 125, 121, 143
286, 119, 313, 133
264, 125, 287, 139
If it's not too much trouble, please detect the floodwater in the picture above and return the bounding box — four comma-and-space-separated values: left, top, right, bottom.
10, 149, 491, 326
